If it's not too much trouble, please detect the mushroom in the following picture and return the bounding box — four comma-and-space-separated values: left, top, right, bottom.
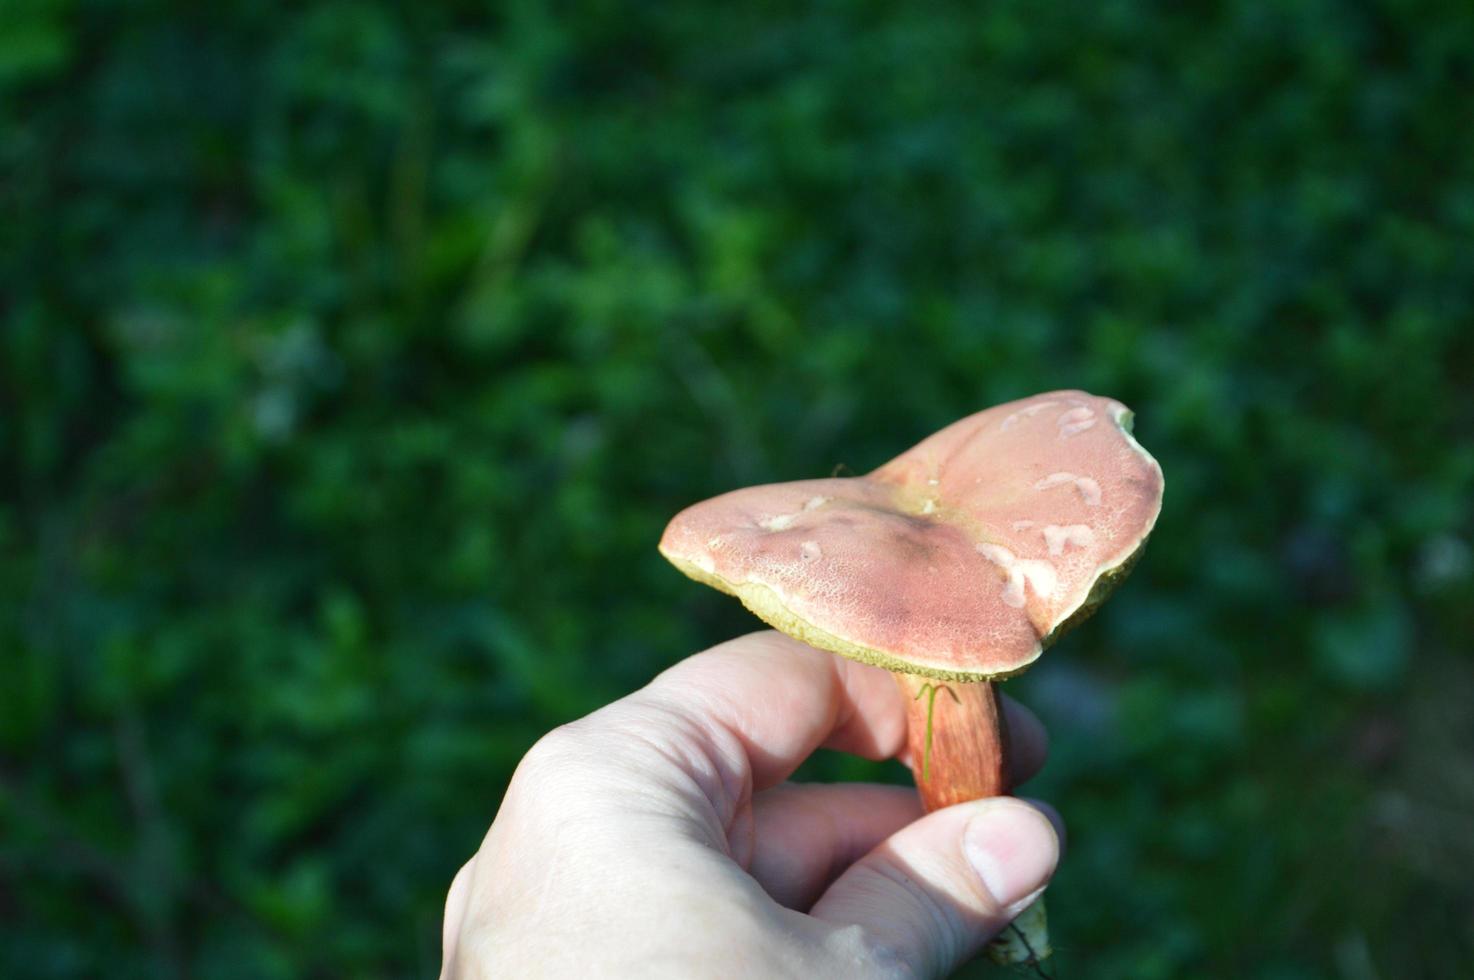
658, 390, 1164, 967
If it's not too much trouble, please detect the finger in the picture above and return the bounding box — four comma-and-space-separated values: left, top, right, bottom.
634, 630, 910, 793
893, 694, 1050, 788
438, 857, 476, 979
506, 631, 910, 870
1019, 796, 1067, 855
1002, 696, 1049, 787
747, 783, 923, 910
810, 797, 1059, 979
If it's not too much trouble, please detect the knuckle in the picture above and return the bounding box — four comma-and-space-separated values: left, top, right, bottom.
515, 720, 601, 781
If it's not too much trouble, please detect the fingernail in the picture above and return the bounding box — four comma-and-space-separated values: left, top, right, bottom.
963, 800, 1058, 909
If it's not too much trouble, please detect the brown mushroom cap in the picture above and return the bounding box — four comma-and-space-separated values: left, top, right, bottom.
659, 390, 1164, 681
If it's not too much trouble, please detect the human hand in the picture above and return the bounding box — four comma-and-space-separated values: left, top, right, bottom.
440, 631, 1062, 979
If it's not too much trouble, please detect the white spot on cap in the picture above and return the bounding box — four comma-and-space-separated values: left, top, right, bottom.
1018, 560, 1058, 600
760, 513, 796, 532
763, 495, 832, 532
977, 543, 1011, 564
1043, 524, 1096, 556
976, 543, 1058, 608
1057, 406, 1097, 438
1001, 400, 1059, 431
800, 540, 822, 561
1035, 472, 1103, 506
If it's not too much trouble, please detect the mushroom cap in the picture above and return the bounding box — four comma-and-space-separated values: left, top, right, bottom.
658, 391, 1164, 681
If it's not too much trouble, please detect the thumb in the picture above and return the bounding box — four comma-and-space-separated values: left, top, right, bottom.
809, 797, 1060, 979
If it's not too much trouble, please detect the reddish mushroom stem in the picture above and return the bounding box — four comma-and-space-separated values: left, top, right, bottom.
895, 674, 1010, 811
896, 673, 1052, 973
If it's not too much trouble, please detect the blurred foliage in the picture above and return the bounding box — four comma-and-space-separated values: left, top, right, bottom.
3, 0, 1474, 977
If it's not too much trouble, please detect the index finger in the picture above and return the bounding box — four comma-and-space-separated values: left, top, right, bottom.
634, 630, 1047, 795
636, 630, 910, 793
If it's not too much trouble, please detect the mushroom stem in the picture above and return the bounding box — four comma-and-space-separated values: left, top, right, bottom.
895, 674, 1053, 972
896, 674, 1009, 810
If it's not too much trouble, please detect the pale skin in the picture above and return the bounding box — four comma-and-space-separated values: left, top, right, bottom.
441, 631, 1063, 979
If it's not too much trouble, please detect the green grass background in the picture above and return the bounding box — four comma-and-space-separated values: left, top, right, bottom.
3, 1, 1473, 977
